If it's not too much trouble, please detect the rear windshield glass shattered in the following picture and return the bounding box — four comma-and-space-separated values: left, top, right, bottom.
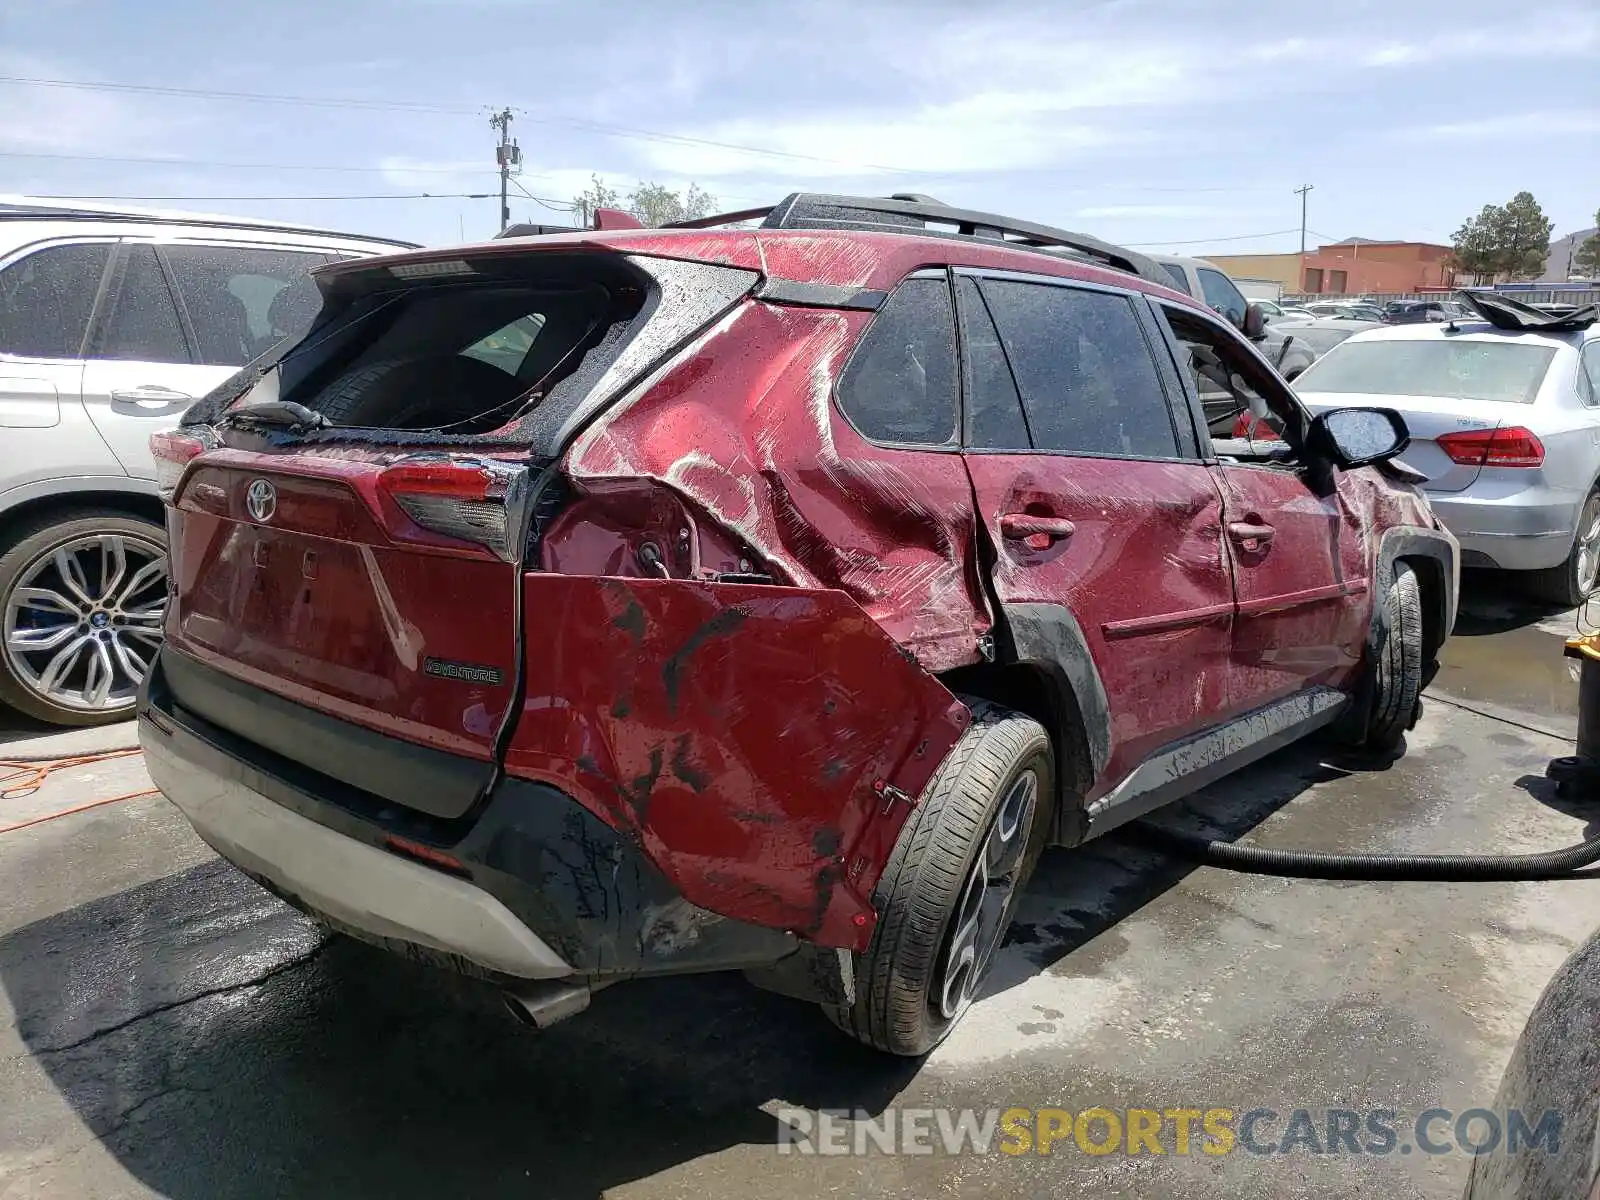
255, 281, 629, 435
1296, 340, 1558, 405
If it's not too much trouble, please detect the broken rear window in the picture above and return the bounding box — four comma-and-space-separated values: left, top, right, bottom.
275, 279, 633, 435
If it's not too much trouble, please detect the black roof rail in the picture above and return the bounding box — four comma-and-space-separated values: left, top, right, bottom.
1456, 288, 1598, 333
0, 202, 419, 248
666, 192, 1166, 286
496, 221, 584, 239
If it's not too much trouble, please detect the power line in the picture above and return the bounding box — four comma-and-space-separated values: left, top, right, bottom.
510, 178, 576, 213
0, 74, 927, 174
1125, 228, 1303, 247
0, 148, 502, 175
30, 191, 494, 201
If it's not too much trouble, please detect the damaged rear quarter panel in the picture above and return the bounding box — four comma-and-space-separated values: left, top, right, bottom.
503, 574, 969, 950
565, 299, 994, 671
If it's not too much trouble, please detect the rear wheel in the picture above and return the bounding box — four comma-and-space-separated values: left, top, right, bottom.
0, 511, 168, 727
826, 699, 1052, 1056
1526, 489, 1600, 609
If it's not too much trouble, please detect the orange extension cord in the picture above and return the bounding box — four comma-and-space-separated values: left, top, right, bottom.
0, 748, 159, 834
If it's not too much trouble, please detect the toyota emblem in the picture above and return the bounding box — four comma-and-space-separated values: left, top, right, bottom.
246, 478, 277, 523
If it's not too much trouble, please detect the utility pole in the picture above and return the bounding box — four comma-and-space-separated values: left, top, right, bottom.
1293, 183, 1314, 255
489, 108, 521, 233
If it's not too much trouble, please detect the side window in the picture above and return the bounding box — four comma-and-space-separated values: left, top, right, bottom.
1160, 262, 1192, 295
836, 276, 958, 446
1197, 268, 1247, 327
462, 313, 547, 375
1161, 304, 1301, 450
91, 245, 189, 364
162, 245, 330, 366
979, 279, 1181, 459
1581, 344, 1600, 407
955, 277, 1030, 450
0, 243, 110, 359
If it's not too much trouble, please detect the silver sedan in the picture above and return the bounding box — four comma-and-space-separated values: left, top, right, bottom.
1294, 308, 1600, 604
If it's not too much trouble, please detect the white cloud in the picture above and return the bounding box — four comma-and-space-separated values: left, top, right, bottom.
1393, 110, 1600, 141
0, 55, 179, 155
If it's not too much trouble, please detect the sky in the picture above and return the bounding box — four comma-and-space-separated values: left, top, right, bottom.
0, 0, 1596, 255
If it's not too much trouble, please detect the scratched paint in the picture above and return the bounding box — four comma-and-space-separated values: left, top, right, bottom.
564, 299, 993, 671
501, 574, 970, 949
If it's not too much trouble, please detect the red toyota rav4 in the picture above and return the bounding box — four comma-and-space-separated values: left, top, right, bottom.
139, 194, 1458, 1056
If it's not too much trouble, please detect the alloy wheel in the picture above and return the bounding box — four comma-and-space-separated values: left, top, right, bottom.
3, 534, 168, 715
1577, 494, 1600, 597
936, 769, 1038, 1021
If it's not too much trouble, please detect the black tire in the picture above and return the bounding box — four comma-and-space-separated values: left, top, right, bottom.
826, 698, 1053, 1056
0, 509, 167, 727
1363, 561, 1424, 754
1525, 488, 1600, 609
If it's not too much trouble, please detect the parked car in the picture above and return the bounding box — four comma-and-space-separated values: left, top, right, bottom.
0, 199, 414, 726
1271, 317, 1385, 356
1296, 291, 1600, 604
140, 192, 1457, 1056
1148, 253, 1317, 382
1302, 301, 1387, 322
1382, 299, 1472, 325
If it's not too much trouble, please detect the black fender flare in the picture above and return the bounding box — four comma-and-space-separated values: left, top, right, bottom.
1345, 525, 1458, 742
992, 601, 1112, 846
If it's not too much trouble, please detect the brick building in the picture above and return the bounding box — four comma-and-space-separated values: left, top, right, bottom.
1206, 239, 1457, 295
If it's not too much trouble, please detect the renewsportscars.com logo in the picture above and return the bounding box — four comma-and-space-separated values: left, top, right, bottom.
775, 1106, 1564, 1158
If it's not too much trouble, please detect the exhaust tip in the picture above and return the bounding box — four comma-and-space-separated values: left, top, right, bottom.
501, 981, 591, 1030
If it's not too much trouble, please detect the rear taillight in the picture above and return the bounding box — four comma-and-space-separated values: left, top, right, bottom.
1436, 426, 1545, 468
149, 429, 211, 501
377, 455, 531, 562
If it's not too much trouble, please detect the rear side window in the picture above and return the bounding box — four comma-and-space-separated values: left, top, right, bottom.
836, 277, 958, 445
163, 245, 331, 366
1160, 263, 1191, 294
1580, 343, 1600, 407
91, 245, 189, 364
978, 279, 1181, 459
1198, 268, 1247, 326
0, 243, 109, 358
1296, 339, 1558, 404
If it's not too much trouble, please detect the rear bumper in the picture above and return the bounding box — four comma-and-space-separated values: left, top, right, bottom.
1425, 489, 1581, 572
139, 649, 798, 983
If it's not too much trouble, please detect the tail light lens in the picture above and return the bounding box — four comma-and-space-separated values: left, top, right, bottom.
1436, 426, 1545, 468
377, 455, 531, 562
149, 428, 212, 501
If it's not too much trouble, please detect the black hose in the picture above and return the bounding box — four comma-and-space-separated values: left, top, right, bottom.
1131, 823, 1600, 881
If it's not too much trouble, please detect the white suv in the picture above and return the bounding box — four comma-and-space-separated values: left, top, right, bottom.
0, 199, 415, 726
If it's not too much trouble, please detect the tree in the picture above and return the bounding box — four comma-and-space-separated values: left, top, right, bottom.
1450, 205, 1501, 285
571, 175, 621, 227
625, 180, 719, 227
1449, 191, 1554, 283
1574, 210, 1600, 278
1497, 191, 1554, 281
570, 177, 719, 228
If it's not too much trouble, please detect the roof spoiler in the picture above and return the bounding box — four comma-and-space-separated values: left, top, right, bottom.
496, 207, 646, 240
1456, 289, 1598, 332
665, 192, 1168, 286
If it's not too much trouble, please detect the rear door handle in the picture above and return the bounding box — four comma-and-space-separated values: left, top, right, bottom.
1227, 520, 1276, 551
1000, 514, 1076, 545
110, 387, 194, 417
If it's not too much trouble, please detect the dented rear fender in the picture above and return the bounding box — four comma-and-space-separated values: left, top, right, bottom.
502, 574, 970, 950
